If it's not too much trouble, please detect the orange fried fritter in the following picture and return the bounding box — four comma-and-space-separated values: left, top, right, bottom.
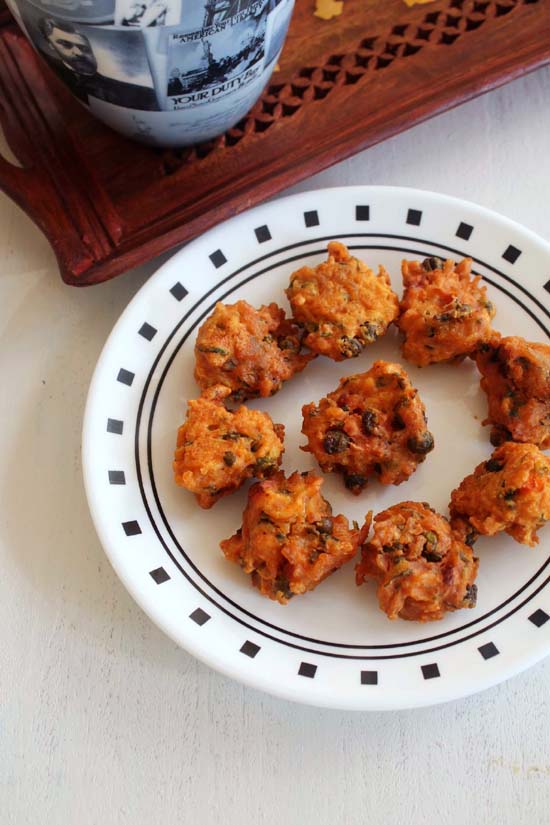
356, 502, 479, 622
194, 300, 314, 401
301, 361, 434, 494
220, 471, 361, 604
397, 257, 496, 366
173, 385, 285, 509
475, 335, 550, 448
285, 241, 399, 361
449, 442, 550, 547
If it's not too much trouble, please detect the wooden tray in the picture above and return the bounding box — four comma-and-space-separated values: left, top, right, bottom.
0, 0, 548, 286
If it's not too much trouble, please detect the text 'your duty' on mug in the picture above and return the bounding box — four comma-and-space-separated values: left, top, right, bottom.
7, 0, 295, 146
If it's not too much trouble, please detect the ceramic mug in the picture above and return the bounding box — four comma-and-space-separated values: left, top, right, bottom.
6, 0, 295, 146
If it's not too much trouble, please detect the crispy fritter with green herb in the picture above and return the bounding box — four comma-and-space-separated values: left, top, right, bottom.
449, 442, 550, 547
475, 335, 550, 448
356, 501, 479, 621
301, 361, 434, 494
173, 385, 285, 509
194, 300, 314, 401
397, 257, 496, 366
285, 241, 399, 361
220, 470, 362, 604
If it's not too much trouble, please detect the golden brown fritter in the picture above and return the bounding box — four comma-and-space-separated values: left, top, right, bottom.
356, 502, 479, 622
194, 300, 314, 400
475, 335, 550, 448
220, 470, 361, 604
397, 257, 496, 367
173, 385, 285, 509
449, 442, 550, 547
301, 361, 434, 494
285, 241, 399, 361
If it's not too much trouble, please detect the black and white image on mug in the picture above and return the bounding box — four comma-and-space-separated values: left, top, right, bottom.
202, 0, 270, 26
114, 0, 181, 28
165, 2, 268, 108
17, 0, 160, 110
153, 0, 268, 46
88, 56, 268, 144
18, 0, 116, 24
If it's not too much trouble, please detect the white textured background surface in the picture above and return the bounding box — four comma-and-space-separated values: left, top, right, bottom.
1, 65, 550, 825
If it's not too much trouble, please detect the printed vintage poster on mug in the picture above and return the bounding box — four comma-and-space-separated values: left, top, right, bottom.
165, 2, 269, 110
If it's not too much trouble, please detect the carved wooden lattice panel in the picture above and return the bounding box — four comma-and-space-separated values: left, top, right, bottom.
162, 0, 542, 170
0, 0, 548, 285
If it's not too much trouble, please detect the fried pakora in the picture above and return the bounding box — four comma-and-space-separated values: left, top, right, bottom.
194, 300, 313, 400
449, 442, 550, 547
356, 501, 479, 621
173, 385, 285, 509
220, 470, 361, 604
475, 335, 550, 448
397, 256, 496, 366
301, 361, 434, 494
285, 241, 399, 361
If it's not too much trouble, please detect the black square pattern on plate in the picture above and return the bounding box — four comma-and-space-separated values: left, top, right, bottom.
406, 209, 422, 226
544, 281, 550, 295
304, 210, 320, 228
356, 205, 370, 221
108, 470, 126, 485
502, 244, 522, 264
361, 670, 378, 685
240, 641, 260, 658
478, 642, 499, 660
170, 282, 188, 301
528, 609, 549, 627
456, 221, 473, 241
421, 663, 440, 680
117, 368, 134, 387
122, 520, 141, 537
149, 566, 170, 584
209, 249, 227, 268
106, 418, 124, 435
254, 225, 271, 243
298, 662, 317, 678
189, 607, 211, 626
138, 322, 157, 341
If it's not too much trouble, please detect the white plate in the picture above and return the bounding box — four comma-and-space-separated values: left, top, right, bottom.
83, 186, 550, 710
